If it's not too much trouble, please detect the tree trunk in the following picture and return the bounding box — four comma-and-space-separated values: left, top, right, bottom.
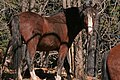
67, 0, 71, 8
86, 6, 99, 79
74, 32, 84, 79
21, 0, 28, 12
63, 0, 67, 9
29, 0, 35, 12
87, 33, 96, 77
78, 0, 81, 7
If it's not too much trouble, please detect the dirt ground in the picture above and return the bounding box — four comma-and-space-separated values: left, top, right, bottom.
1, 67, 69, 80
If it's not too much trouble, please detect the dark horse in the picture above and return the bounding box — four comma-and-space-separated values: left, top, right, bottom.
102, 44, 120, 80
8, 4, 97, 80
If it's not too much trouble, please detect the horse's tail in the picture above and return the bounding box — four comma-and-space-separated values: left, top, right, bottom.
102, 51, 110, 80
8, 15, 22, 45
8, 15, 22, 75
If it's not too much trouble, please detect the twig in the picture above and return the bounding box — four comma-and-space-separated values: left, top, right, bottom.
110, 0, 118, 13
98, 0, 107, 15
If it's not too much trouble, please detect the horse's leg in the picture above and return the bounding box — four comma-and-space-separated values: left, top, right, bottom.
15, 46, 22, 80
18, 67, 22, 80
17, 52, 22, 80
56, 44, 68, 80
17, 44, 27, 80
64, 57, 72, 80
26, 37, 40, 80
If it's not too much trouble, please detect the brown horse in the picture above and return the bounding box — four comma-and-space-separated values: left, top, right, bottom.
8, 4, 97, 80
102, 44, 120, 80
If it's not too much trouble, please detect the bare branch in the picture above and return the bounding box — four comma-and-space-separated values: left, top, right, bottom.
98, 0, 107, 15
63, 0, 67, 9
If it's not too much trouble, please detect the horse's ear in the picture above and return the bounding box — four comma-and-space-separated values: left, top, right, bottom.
83, 0, 93, 9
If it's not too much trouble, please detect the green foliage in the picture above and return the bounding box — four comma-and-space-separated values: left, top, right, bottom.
0, 22, 10, 53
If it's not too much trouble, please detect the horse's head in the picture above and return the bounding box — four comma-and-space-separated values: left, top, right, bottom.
63, 2, 98, 35
81, 2, 98, 34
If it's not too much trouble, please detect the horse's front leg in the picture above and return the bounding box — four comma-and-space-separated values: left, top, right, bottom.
56, 44, 68, 80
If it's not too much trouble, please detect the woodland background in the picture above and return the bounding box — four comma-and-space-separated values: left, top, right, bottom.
0, 0, 120, 80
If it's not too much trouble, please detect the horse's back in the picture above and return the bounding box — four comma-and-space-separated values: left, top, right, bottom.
18, 11, 68, 48
19, 12, 44, 42
19, 12, 44, 25
107, 44, 120, 80
45, 12, 66, 23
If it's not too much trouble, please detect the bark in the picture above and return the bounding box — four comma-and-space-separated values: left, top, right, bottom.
63, 0, 67, 9
87, 33, 96, 77
78, 0, 81, 7
21, 0, 28, 12
86, 7, 100, 78
30, 0, 35, 12
67, 0, 71, 8
73, 0, 77, 7
74, 32, 84, 79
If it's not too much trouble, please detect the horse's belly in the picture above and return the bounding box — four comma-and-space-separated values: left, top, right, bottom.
37, 35, 60, 51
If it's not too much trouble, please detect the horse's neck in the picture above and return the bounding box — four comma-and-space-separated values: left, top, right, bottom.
67, 24, 83, 47
64, 7, 84, 46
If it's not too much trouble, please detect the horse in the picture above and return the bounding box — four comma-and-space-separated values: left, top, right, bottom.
7, 3, 97, 80
102, 44, 120, 80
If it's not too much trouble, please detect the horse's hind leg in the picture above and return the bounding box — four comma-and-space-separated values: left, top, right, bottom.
18, 67, 22, 80
56, 44, 68, 80
14, 46, 22, 80
26, 37, 40, 80
18, 44, 27, 80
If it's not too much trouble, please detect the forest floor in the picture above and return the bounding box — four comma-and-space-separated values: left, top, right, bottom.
1, 66, 69, 80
